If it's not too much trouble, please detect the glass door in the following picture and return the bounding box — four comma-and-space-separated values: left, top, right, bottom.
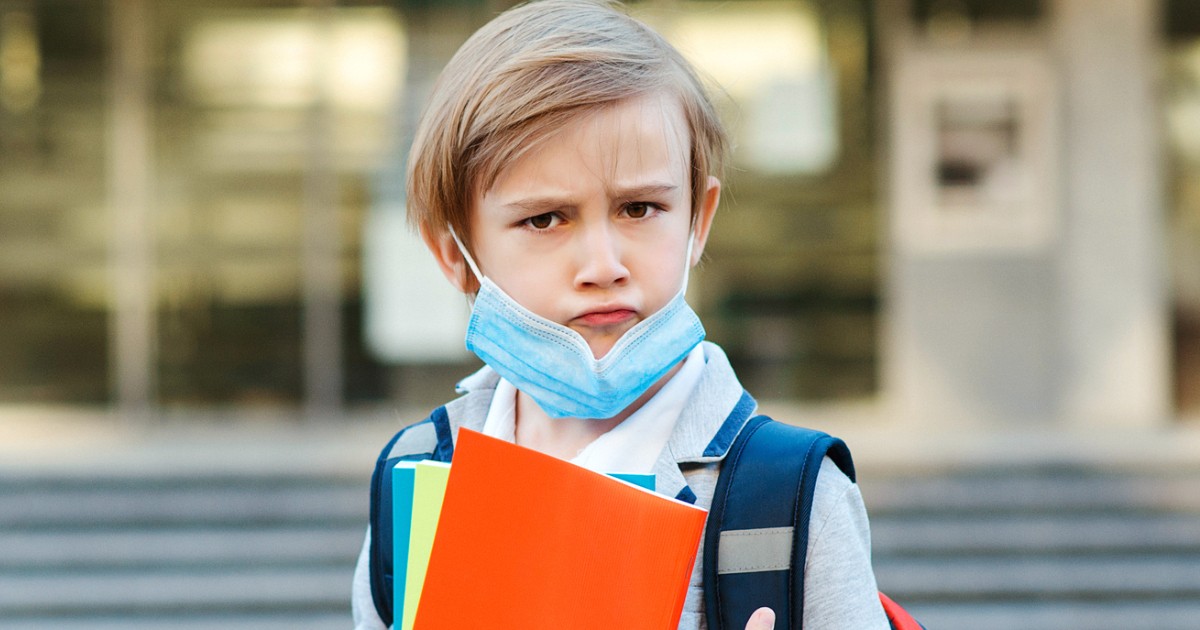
0, 1, 109, 404
1165, 0, 1200, 417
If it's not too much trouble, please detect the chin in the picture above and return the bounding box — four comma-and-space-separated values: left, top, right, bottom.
577, 324, 635, 360
586, 340, 618, 360
587, 346, 612, 360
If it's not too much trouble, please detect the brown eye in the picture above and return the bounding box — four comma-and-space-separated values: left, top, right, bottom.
527, 213, 554, 229
625, 202, 650, 218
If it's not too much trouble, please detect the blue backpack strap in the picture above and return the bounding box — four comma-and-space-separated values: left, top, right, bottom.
367, 406, 455, 626
703, 415, 854, 630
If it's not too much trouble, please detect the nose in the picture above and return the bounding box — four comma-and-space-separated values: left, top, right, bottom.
573, 223, 629, 290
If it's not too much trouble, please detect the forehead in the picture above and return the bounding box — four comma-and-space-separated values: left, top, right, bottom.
484, 93, 692, 199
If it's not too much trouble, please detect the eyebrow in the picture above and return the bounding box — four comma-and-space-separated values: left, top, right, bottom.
500, 183, 680, 215
611, 183, 680, 203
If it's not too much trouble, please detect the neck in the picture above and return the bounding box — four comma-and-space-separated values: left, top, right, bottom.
513, 359, 685, 460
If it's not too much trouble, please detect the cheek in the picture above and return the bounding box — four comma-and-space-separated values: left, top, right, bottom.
637, 249, 688, 302
488, 260, 562, 317
652, 224, 693, 267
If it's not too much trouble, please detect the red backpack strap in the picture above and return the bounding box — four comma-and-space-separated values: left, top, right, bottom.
879, 592, 925, 630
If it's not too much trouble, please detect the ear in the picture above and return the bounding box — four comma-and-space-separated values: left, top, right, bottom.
421, 225, 475, 293
689, 175, 721, 267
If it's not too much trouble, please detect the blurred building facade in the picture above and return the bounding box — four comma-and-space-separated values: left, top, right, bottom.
0, 0, 1197, 429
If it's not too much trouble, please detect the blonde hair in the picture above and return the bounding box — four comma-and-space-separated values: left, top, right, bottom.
406, 0, 728, 256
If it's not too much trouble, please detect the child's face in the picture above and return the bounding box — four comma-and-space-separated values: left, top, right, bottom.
453, 93, 719, 359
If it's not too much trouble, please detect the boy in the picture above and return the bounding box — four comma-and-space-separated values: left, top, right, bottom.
351, 1, 889, 628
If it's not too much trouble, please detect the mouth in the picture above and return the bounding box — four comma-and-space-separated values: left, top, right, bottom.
574, 308, 637, 328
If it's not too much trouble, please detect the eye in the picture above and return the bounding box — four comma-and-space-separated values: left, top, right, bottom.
524, 212, 558, 230
623, 202, 658, 219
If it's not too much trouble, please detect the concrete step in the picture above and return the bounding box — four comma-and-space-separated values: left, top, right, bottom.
1, 613, 351, 630
863, 466, 1200, 630
875, 553, 1200, 600
859, 467, 1200, 514
0, 473, 368, 625
0, 526, 364, 569
871, 513, 1200, 554
900, 600, 1200, 630
0, 566, 350, 616
5, 461, 1200, 629
0, 477, 365, 528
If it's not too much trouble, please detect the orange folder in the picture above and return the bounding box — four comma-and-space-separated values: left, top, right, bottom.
413, 428, 707, 630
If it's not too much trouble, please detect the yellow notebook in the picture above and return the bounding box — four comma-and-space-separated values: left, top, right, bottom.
400, 460, 450, 630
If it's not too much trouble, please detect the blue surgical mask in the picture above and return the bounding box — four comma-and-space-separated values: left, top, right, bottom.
450, 229, 705, 419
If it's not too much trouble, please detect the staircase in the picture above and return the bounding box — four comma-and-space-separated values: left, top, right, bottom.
3, 462, 1200, 629
864, 465, 1200, 630
0, 472, 368, 629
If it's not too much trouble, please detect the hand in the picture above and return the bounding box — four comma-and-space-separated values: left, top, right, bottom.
745, 607, 776, 630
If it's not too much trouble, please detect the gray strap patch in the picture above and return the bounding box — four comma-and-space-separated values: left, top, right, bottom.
717, 526, 794, 574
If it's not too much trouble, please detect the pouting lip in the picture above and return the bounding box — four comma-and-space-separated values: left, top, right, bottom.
571, 306, 638, 327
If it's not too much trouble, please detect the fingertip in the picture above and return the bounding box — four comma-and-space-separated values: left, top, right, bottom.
749, 607, 776, 629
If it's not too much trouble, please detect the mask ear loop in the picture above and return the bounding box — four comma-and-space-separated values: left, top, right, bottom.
447, 227, 485, 285
680, 231, 696, 292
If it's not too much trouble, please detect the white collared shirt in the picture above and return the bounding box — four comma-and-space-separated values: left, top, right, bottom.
480, 344, 706, 474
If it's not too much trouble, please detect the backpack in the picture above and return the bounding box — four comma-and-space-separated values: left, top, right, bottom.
703, 414, 924, 630
367, 410, 455, 628
368, 409, 923, 629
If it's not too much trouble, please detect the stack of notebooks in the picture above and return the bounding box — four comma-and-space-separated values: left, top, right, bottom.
391, 428, 707, 630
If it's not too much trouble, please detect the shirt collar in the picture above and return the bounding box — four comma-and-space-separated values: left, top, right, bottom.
448, 342, 757, 501
477, 344, 707, 474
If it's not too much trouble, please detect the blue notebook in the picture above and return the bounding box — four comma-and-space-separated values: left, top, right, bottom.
610, 472, 656, 491
390, 461, 420, 628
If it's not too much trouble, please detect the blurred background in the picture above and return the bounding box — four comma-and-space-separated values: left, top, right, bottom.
2, 0, 1200, 628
